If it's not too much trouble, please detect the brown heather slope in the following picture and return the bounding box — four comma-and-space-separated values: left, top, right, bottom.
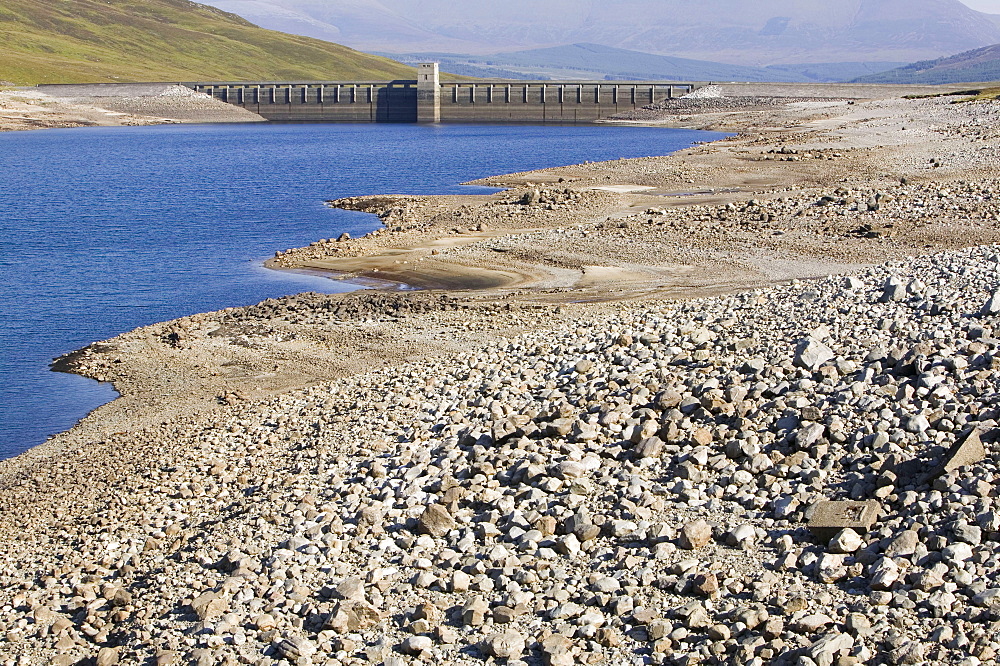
856, 42, 1000, 84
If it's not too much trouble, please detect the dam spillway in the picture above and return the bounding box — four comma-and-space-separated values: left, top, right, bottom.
183, 64, 704, 124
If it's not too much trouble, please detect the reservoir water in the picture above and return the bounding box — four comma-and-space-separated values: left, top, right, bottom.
0, 122, 725, 460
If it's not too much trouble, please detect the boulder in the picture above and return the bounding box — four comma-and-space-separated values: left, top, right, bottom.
794, 338, 835, 370
417, 504, 456, 537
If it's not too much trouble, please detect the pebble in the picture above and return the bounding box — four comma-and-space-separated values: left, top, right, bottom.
483, 629, 526, 659
828, 528, 864, 554
401, 635, 433, 656
679, 519, 713, 549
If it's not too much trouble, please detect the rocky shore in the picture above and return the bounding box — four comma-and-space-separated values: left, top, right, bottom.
2, 84, 1000, 666
4, 247, 1000, 666
267, 87, 1000, 300
0, 84, 261, 132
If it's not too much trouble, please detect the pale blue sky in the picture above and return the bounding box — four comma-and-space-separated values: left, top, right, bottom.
962, 0, 1000, 12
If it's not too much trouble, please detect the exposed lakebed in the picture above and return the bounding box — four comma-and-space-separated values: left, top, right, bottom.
0, 121, 723, 459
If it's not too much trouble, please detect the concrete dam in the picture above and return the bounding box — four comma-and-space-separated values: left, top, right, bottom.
185, 64, 704, 124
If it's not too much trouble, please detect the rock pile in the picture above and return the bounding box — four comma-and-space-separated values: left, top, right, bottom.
227, 292, 470, 325
612, 96, 841, 121
437, 178, 1000, 286
4, 245, 1000, 666
680, 86, 723, 100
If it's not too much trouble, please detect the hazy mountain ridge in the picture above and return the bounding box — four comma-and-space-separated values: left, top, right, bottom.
197, 0, 1000, 65
0, 0, 414, 85
388, 44, 907, 84
200, 0, 485, 52
854, 42, 1000, 83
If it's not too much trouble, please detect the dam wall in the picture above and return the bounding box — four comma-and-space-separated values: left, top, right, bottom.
185, 75, 701, 124
435, 81, 688, 123
191, 81, 420, 122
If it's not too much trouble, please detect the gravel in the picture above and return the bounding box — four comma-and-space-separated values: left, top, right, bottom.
4, 244, 1000, 665
36, 83, 264, 124
611, 96, 848, 121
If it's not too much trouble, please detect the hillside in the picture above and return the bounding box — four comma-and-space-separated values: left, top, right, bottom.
389, 45, 793, 83
466, 44, 803, 82
0, 0, 414, 85
854, 42, 1000, 83
389, 44, 906, 83
198, 0, 1000, 65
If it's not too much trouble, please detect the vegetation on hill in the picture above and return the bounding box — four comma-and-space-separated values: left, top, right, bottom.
854, 43, 1000, 84
0, 0, 414, 85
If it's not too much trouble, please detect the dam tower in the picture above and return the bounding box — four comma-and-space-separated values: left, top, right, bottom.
416, 62, 441, 123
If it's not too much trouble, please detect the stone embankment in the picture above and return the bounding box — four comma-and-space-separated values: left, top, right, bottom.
38, 84, 265, 125
0, 84, 261, 132
611, 95, 847, 121
3, 244, 1000, 666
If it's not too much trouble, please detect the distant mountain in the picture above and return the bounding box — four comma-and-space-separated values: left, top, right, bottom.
0, 0, 413, 85
197, 0, 1000, 65
854, 43, 1000, 83
765, 61, 912, 82
197, 0, 483, 52
387, 44, 906, 83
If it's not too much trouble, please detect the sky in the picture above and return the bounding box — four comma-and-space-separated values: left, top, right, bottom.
962, 0, 1000, 12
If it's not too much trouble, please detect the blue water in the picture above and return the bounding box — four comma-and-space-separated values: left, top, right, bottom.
0, 122, 724, 459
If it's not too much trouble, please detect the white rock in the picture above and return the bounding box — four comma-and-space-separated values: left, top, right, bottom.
942, 542, 974, 562
726, 524, 757, 549
828, 528, 864, 554
794, 339, 835, 370
980, 290, 1000, 316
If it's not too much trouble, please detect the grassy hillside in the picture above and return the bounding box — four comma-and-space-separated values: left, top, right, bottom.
0, 0, 415, 85
854, 43, 1000, 84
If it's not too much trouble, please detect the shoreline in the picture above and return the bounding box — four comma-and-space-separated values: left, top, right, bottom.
3, 81, 1000, 665
0, 84, 263, 132
266, 88, 997, 301
5, 82, 1000, 470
